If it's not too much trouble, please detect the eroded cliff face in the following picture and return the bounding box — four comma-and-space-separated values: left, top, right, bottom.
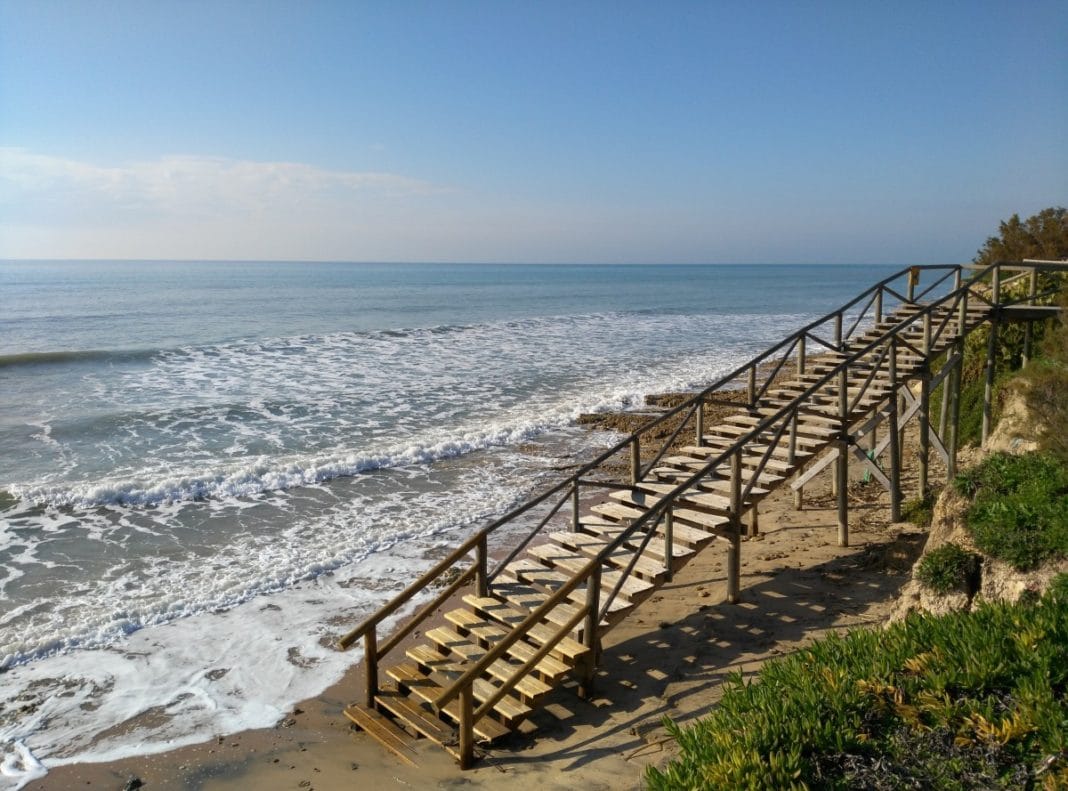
888, 396, 1066, 622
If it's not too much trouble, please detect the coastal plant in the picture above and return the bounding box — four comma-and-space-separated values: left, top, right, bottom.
916, 543, 979, 594
646, 589, 1068, 790
954, 452, 1068, 571
900, 490, 938, 528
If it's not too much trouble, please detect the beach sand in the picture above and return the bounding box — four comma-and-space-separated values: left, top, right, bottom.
26, 406, 938, 791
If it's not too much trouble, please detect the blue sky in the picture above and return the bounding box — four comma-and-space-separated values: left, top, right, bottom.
1, 1, 1064, 263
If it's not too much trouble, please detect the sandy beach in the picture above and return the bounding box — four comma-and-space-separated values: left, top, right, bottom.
26, 401, 939, 791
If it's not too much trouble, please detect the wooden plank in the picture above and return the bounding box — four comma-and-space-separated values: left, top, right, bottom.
589, 500, 727, 540
411, 639, 552, 702
443, 608, 572, 681
462, 595, 590, 663
388, 660, 532, 729
385, 663, 511, 741
504, 558, 634, 615
344, 703, 419, 766
374, 684, 457, 751
566, 523, 696, 566
528, 543, 655, 601
549, 527, 685, 574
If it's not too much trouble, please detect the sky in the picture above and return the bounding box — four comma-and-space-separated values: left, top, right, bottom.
0, 1, 1065, 264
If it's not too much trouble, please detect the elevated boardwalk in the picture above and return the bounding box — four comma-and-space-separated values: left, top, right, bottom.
337, 261, 1066, 767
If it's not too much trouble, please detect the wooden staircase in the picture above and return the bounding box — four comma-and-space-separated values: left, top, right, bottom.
336, 263, 1056, 768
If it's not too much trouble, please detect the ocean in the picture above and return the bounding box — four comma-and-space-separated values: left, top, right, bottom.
0, 260, 897, 785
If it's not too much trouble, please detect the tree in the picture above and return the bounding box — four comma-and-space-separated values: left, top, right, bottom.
973, 206, 1068, 266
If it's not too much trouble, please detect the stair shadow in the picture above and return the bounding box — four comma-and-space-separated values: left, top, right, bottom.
482, 528, 925, 772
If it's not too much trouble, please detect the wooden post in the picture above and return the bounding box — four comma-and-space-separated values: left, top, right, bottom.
1023, 268, 1038, 365
630, 437, 641, 484
793, 336, 807, 510
888, 341, 902, 522
834, 313, 843, 350
364, 630, 378, 708
459, 684, 474, 769
695, 396, 704, 446
982, 318, 999, 445
476, 534, 488, 598
727, 451, 742, 604
749, 504, 759, 537
981, 265, 1001, 445
571, 481, 581, 532
664, 506, 674, 581
797, 335, 807, 376
874, 288, 883, 324
947, 342, 962, 479
580, 565, 601, 699
747, 366, 756, 407
919, 366, 931, 499
907, 267, 918, 302
836, 366, 849, 547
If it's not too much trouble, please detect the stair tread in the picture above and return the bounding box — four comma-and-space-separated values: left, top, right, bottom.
410, 639, 553, 701
443, 608, 572, 681
462, 594, 591, 661
374, 684, 457, 750
385, 662, 510, 741
344, 703, 419, 766
528, 543, 656, 600
388, 660, 532, 728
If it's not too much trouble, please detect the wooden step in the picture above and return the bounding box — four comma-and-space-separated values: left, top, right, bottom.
443, 608, 572, 682
385, 662, 510, 740
570, 518, 696, 565
411, 639, 552, 705
549, 529, 679, 578
345, 702, 419, 766
502, 558, 635, 616
590, 500, 730, 538
388, 660, 532, 729
462, 594, 591, 663
374, 683, 458, 754
528, 543, 656, 603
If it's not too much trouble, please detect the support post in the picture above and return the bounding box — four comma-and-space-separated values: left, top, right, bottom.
982, 318, 999, 445
947, 341, 962, 478
364, 630, 378, 708
793, 336, 807, 509
749, 504, 759, 537
919, 365, 931, 499
747, 366, 756, 407
797, 335, 807, 376
834, 312, 843, 350
695, 396, 704, 446
664, 507, 674, 581
874, 288, 883, 324
476, 534, 488, 597
459, 684, 474, 769
888, 341, 902, 522
727, 451, 742, 604
836, 366, 849, 547
1023, 268, 1038, 365
572, 481, 581, 532
580, 565, 601, 699
630, 437, 641, 484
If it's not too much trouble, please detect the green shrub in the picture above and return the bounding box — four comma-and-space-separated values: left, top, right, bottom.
916, 543, 979, 594
954, 452, 1068, 571
900, 491, 938, 527
646, 594, 1068, 790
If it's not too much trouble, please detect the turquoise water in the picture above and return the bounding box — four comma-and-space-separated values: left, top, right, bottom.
0, 260, 897, 785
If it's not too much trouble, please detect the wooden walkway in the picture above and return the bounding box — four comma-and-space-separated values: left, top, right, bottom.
337, 262, 1065, 767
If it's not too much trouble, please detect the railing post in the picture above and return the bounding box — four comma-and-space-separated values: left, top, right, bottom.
947, 339, 963, 478
747, 366, 757, 407
664, 505, 674, 582
793, 338, 806, 511
571, 481, 581, 533
364, 630, 378, 708
958, 288, 969, 335
580, 565, 601, 699
982, 316, 999, 446
476, 534, 488, 598
834, 312, 843, 351
459, 684, 474, 769
1023, 267, 1038, 365
630, 437, 641, 485
836, 365, 849, 547
919, 361, 931, 499
907, 267, 918, 302
727, 451, 742, 604
888, 340, 902, 522
695, 396, 705, 446
874, 288, 883, 325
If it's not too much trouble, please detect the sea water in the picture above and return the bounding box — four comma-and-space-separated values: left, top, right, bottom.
0, 260, 896, 786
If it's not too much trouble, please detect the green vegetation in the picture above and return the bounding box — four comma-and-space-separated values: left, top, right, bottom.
916, 543, 980, 594
972, 207, 1068, 269
646, 583, 1068, 790
954, 452, 1068, 572
900, 491, 938, 528
1019, 289, 1068, 464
